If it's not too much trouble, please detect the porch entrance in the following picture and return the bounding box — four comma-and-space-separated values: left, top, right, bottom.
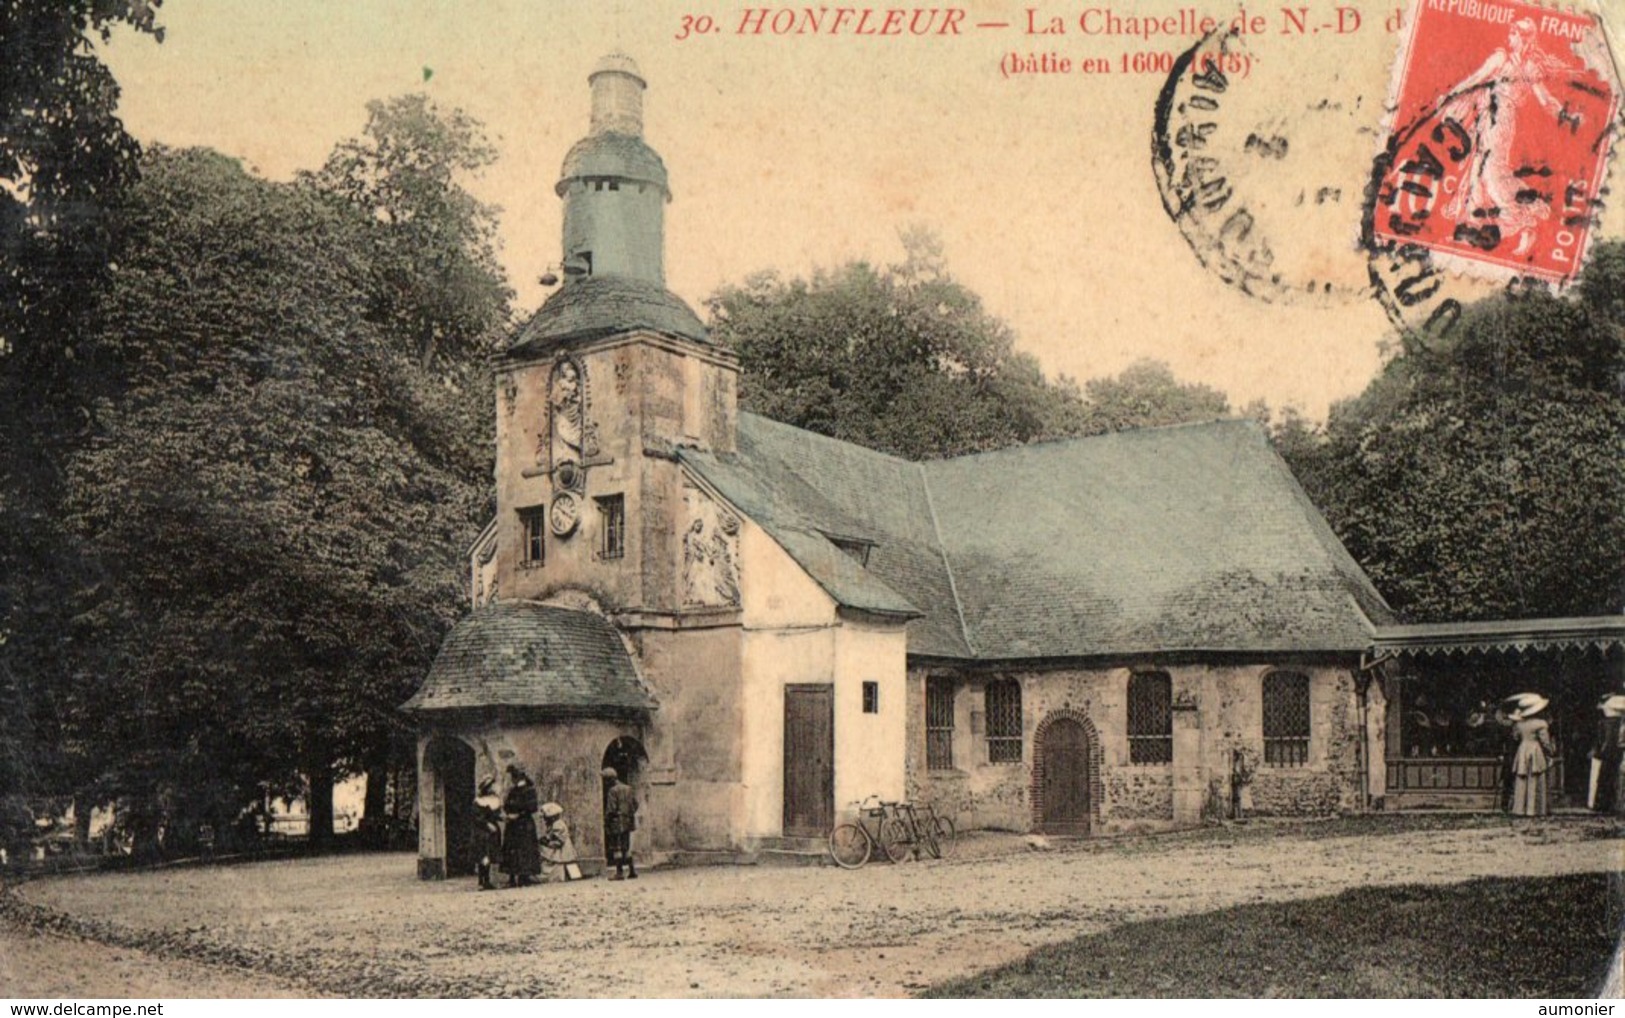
1038, 717, 1092, 835
783, 684, 834, 837
424, 736, 476, 877
1374, 618, 1625, 810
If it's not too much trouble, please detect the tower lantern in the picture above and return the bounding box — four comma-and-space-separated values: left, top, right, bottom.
555, 53, 669, 285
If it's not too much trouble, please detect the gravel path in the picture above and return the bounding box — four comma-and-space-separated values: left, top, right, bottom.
5, 817, 1620, 998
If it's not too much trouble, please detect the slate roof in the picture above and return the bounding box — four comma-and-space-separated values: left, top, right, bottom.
556, 132, 668, 194
681, 418, 971, 656
680, 414, 1394, 661
509, 276, 708, 354
403, 601, 655, 715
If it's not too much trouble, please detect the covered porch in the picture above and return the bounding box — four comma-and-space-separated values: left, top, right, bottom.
1370, 617, 1625, 811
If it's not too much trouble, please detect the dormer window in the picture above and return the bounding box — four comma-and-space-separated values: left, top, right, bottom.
823, 532, 876, 568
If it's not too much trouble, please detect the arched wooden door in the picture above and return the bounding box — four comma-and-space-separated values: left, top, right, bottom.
1039, 717, 1092, 835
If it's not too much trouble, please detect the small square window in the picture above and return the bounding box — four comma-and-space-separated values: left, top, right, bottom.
862, 681, 879, 714
596, 494, 625, 560
518, 507, 545, 567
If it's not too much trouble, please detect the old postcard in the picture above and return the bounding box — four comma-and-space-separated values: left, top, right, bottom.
1, 0, 1622, 1001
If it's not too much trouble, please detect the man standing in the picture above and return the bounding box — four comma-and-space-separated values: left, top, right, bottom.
1591, 694, 1625, 812
602, 767, 638, 880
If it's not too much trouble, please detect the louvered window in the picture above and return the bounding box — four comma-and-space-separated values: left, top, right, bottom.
985, 679, 1023, 763
926, 677, 955, 770
1263, 671, 1310, 766
1128, 671, 1173, 764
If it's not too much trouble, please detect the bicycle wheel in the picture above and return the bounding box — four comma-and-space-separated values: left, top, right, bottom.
828, 823, 871, 869
931, 815, 957, 859
916, 821, 942, 860
878, 817, 912, 863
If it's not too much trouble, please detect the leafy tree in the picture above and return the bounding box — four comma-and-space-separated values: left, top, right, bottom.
708, 233, 1242, 459
60, 121, 503, 851
708, 235, 1088, 459
306, 94, 510, 836
306, 94, 511, 371
1082, 359, 1232, 432
0, 0, 162, 813
1285, 241, 1625, 622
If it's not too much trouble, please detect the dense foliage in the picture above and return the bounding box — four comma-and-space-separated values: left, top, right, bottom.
0, 0, 164, 843
1277, 240, 1625, 623
2, 76, 507, 852
707, 233, 1237, 459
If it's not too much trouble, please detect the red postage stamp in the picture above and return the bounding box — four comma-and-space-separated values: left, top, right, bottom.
1372, 0, 1622, 281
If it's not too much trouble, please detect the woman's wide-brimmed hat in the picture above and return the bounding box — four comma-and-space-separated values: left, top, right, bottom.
1599, 694, 1625, 718
540, 802, 564, 820
601, 766, 618, 779
1504, 692, 1549, 720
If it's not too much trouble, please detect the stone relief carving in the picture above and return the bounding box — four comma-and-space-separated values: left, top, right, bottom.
548, 357, 588, 493
681, 486, 740, 608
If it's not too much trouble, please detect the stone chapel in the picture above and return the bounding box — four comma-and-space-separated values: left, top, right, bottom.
402, 55, 1624, 878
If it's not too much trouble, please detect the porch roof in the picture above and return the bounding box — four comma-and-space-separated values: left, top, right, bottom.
402, 601, 656, 716
1371, 616, 1625, 656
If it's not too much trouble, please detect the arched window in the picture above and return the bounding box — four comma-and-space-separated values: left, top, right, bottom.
985, 679, 1023, 763
1127, 671, 1173, 764
1263, 671, 1311, 767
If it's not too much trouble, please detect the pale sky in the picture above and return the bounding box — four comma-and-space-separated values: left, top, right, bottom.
98, 0, 1625, 419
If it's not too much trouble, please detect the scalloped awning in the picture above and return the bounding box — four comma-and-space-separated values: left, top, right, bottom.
1372, 616, 1625, 657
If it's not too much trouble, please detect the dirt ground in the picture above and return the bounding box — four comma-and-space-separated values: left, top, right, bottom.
2, 816, 1620, 998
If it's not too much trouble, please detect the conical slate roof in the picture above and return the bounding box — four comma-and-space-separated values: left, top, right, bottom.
509, 276, 708, 354
403, 601, 655, 716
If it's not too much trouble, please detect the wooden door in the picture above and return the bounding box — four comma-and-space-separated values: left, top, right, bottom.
783, 684, 835, 837
1040, 718, 1091, 835
427, 736, 476, 876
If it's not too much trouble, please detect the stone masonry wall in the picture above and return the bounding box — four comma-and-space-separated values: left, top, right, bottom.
906, 660, 1367, 835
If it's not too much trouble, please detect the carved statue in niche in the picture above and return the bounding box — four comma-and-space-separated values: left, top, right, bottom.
549, 357, 587, 492
545, 357, 589, 538
682, 486, 740, 607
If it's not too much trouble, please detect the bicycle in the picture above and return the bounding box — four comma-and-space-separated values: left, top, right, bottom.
914, 802, 957, 860
888, 800, 941, 860
827, 796, 909, 869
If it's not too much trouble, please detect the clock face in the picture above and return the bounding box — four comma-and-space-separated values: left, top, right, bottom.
549, 492, 581, 537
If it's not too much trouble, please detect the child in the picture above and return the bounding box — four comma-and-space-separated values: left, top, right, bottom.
473, 776, 503, 891
539, 802, 582, 882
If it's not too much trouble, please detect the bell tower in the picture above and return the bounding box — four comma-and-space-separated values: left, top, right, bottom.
556, 54, 668, 285
491, 55, 739, 617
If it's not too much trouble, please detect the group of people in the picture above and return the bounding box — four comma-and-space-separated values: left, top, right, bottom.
1497, 690, 1625, 818
472, 764, 639, 890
